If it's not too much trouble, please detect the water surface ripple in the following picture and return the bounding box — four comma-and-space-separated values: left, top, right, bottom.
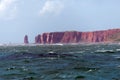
0, 44, 119, 80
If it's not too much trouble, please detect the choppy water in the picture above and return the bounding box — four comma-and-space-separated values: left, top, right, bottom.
0, 44, 120, 80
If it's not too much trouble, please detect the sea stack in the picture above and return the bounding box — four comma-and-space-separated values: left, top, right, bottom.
24, 35, 29, 44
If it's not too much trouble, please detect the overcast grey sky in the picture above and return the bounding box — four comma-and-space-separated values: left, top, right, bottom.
0, 0, 120, 43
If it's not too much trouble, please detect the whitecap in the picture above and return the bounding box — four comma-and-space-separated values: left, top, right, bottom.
112, 55, 120, 59
95, 50, 115, 53
116, 49, 120, 52
48, 51, 55, 54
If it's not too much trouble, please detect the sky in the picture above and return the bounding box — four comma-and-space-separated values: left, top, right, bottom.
0, 0, 120, 43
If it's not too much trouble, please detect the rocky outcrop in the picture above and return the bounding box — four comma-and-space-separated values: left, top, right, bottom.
35, 29, 120, 44
24, 35, 29, 44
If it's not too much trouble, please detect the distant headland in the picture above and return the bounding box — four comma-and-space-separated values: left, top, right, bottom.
24, 28, 120, 44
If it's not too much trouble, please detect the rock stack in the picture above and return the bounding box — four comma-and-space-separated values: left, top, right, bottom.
24, 35, 29, 44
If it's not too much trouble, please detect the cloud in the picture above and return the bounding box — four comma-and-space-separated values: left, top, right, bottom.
39, 0, 64, 16
0, 0, 18, 20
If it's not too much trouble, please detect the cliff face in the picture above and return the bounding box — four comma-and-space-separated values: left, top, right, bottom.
35, 29, 120, 44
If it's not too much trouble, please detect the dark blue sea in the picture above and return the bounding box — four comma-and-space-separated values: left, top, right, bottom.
0, 44, 120, 80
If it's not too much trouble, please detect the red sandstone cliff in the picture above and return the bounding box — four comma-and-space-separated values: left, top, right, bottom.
24, 35, 29, 44
35, 29, 120, 44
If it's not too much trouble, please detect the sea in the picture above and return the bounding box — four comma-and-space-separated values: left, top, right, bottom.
0, 44, 120, 80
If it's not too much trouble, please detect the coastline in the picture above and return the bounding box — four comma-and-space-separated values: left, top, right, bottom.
0, 42, 120, 47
